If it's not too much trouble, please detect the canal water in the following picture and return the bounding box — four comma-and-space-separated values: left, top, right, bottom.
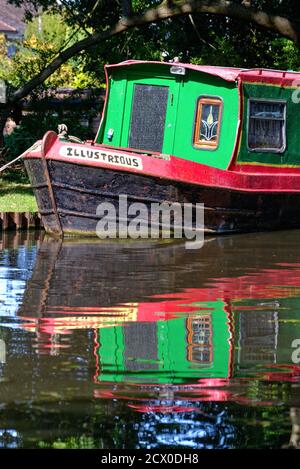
0, 230, 300, 449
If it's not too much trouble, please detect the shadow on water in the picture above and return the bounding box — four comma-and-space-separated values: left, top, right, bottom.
1, 230, 300, 448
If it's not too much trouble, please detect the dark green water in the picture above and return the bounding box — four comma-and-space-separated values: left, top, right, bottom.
1, 230, 300, 449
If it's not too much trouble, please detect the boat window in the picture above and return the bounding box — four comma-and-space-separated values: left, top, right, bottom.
194, 97, 222, 150
248, 100, 286, 152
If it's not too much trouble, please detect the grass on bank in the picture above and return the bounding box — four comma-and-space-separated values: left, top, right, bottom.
0, 171, 37, 212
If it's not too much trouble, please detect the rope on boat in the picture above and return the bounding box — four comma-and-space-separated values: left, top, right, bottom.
58, 123, 84, 144
0, 149, 29, 173
0, 124, 83, 173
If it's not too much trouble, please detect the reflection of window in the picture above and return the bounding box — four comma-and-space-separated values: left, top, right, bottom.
187, 316, 213, 364
194, 97, 222, 149
248, 100, 286, 152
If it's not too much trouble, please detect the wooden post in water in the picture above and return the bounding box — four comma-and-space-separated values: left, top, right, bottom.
0, 339, 5, 364
0, 211, 43, 231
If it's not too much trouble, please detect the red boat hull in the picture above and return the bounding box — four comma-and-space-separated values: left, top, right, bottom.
24, 132, 300, 236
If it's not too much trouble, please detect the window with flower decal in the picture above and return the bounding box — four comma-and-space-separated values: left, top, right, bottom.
194, 97, 222, 150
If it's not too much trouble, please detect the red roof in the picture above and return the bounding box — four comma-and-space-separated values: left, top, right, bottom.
107, 60, 300, 86
0, 0, 27, 35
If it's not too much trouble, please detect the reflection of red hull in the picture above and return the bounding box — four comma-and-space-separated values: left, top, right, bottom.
20, 261, 300, 336
93, 365, 300, 413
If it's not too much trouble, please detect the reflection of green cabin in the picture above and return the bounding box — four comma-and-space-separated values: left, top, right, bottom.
233, 298, 300, 376
96, 297, 300, 384
96, 301, 230, 384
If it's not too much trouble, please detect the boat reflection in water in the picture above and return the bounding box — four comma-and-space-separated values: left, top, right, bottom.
17, 231, 300, 416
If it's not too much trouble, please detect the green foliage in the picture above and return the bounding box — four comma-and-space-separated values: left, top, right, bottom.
55, 0, 300, 71
271, 38, 300, 70
38, 435, 96, 449
0, 11, 102, 89
24, 11, 67, 48
3, 0, 300, 90
4, 112, 92, 160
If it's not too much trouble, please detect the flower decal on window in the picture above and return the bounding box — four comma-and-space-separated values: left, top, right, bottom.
194, 98, 222, 149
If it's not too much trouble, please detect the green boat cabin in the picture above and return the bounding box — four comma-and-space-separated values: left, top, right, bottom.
96, 61, 300, 171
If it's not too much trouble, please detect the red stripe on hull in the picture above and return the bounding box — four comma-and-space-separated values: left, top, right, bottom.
25, 137, 300, 194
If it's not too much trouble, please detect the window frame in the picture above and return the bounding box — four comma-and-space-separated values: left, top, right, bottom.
247, 98, 287, 154
193, 96, 223, 151
186, 316, 213, 364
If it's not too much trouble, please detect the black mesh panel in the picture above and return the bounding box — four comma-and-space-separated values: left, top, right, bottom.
128, 84, 169, 153
124, 323, 158, 371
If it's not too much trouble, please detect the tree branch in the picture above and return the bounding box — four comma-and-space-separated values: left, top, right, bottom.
188, 13, 217, 50
8, 0, 300, 105
59, 0, 92, 37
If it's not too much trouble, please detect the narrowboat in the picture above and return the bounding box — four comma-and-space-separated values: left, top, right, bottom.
23, 60, 300, 236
